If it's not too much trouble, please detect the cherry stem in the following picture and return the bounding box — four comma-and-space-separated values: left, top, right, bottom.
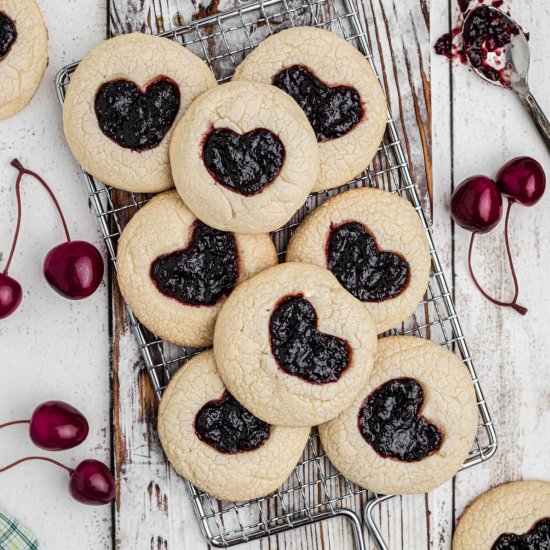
3, 159, 71, 276
0, 456, 73, 475
467, 199, 527, 315
0, 420, 30, 429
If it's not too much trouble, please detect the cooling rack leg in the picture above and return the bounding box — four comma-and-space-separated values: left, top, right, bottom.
334, 509, 367, 550
206, 509, 367, 549
364, 495, 395, 550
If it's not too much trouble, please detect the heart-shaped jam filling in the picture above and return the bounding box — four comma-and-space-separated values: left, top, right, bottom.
492, 518, 550, 550
272, 65, 363, 142
203, 128, 285, 196
195, 391, 271, 454
269, 294, 351, 384
150, 220, 238, 306
94, 77, 180, 151
0, 12, 17, 60
327, 222, 410, 303
358, 377, 443, 462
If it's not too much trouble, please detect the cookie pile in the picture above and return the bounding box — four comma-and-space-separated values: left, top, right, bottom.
63, 27, 478, 502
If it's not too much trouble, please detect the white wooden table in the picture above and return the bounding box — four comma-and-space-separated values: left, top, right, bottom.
1, 1, 549, 548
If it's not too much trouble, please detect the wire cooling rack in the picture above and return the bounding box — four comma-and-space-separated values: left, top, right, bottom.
56, 0, 497, 548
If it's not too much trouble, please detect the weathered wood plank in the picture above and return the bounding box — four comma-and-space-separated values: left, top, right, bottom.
109, 0, 433, 548
357, 0, 433, 547
445, 0, 550, 539
432, 2, 550, 550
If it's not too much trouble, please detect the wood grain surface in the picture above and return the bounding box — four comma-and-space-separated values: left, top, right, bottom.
106, 0, 550, 549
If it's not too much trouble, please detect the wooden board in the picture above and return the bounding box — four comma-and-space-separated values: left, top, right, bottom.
109, 0, 550, 550
107, 1, 434, 549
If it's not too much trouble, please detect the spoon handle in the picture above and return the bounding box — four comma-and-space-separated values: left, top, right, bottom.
517, 90, 550, 152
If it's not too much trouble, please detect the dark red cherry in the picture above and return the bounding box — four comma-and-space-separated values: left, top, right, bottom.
69, 459, 115, 505
43, 240, 104, 300
0, 273, 22, 319
450, 176, 503, 233
496, 156, 546, 207
29, 401, 89, 451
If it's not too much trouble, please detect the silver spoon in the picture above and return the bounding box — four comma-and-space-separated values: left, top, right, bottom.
464, 6, 550, 151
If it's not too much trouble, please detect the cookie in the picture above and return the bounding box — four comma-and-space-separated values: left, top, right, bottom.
117, 190, 277, 347
453, 480, 550, 549
157, 350, 310, 502
213, 262, 378, 427
169, 81, 319, 234
319, 336, 478, 494
287, 188, 431, 333
63, 33, 217, 193
233, 26, 387, 192
0, 0, 47, 121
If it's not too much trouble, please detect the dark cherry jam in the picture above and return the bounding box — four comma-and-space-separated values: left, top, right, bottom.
203, 128, 284, 196
195, 391, 271, 454
462, 5, 519, 84
0, 12, 16, 60
94, 77, 180, 151
492, 517, 550, 550
269, 294, 351, 384
358, 378, 443, 462
434, 31, 457, 60
272, 65, 363, 142
327, 222, 410, 303
150, 221, 238, 306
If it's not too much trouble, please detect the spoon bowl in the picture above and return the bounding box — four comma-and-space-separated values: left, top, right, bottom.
463, 6, 550, 150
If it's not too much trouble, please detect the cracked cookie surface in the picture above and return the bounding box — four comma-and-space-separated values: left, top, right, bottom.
213, 262, 377, 426
287, 188, 431, 333
319, 336, 478, 494
117, 190, 277, 347
157, 350, 310, 502
169, 81, 319, 234
453, 480, 550, 550
233, 26, 387, 191
0, 0, 47, 121
63, 33, 217, 192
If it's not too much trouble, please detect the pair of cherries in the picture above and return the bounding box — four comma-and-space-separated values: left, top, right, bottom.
0, 401, 115, 505
0, 160, 104, 319
450, 156, 546, 314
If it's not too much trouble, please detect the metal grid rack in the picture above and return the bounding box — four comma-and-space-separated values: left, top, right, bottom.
55, 0, 498, 547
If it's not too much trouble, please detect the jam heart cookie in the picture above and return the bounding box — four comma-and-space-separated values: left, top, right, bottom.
319, 336, 478, 494
233, 26, 387, 192
63, 33, 217, 193
213, 262, 377, 426
0, 0, 47, 121
286, 188, 431, 333
453, 481, 550, 549
117, 190, 277, 347
169, 81, 319, 234
157, 350, 310, 502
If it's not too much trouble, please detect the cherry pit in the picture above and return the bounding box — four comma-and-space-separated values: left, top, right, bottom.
0, 400, 115, 505
450, 156, 546, 315
0, 159, 104, 319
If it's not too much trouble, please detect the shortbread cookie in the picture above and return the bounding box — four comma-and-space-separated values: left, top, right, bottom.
213, 262, 377, 426
169, 81, 319, 234
158, 350, 310, 502
233, 27, 387, 191
63, 33, 216, 192
117, 191, 277, 347
0, 0, 47, 120
287, 188, 431, 333
319, 336, 478, 494
453, 480, 550, 549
